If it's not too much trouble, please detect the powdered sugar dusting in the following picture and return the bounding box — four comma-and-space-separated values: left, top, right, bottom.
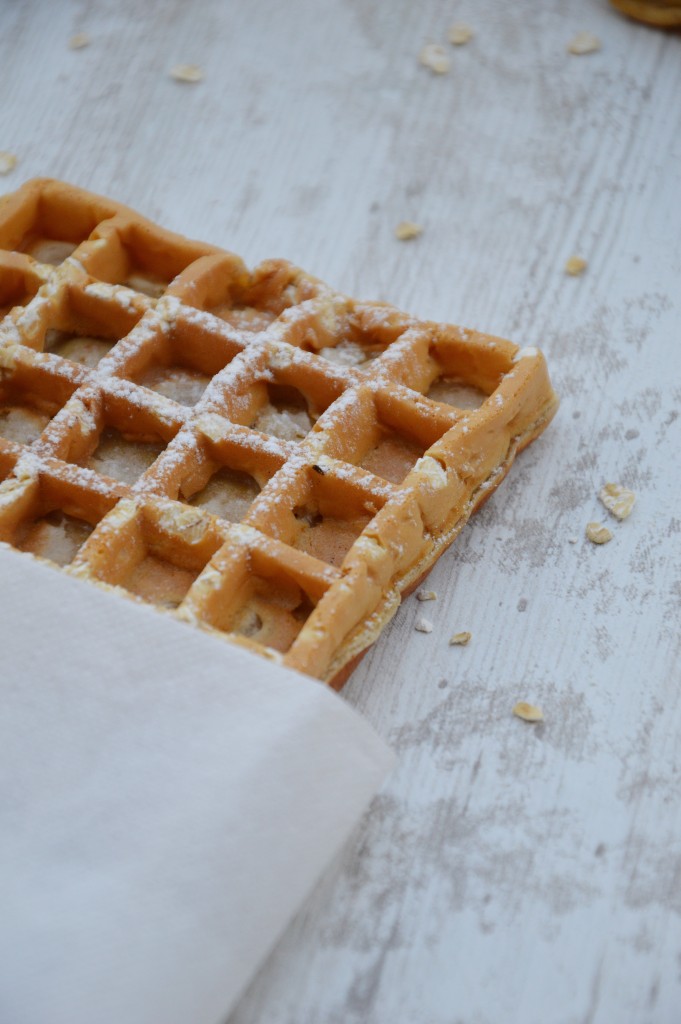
513, 346, 539, 362
0, 178, 556, 683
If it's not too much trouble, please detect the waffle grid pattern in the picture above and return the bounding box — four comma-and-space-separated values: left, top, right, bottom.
0, 180, 558, 687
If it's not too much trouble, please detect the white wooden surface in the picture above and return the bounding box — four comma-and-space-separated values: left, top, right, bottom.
2, 2, 680, 1022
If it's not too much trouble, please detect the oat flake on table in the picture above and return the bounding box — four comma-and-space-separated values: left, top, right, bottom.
513, 702, 544, 723
395, 221, 423, 241
69, 33, 90, 49
0, 152, 17, 175
170, 64, 203, 83
567, 32, 601, 55
449, 631, 472, 646
565, 255, 588, 276
448, 23, 474, 45
598, 483, 636, 521
586, 521, 613, 545
419, 44, 450, 74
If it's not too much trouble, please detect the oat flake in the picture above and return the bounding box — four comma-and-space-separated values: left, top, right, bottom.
565, 255, 587, 276
568, 32, 601, 55
419, 44, 450, 74
599, 482, 635, 520
416, 590, 437, 601
449, 631, 472, 646
513, 702, 544, 723
415, 616, 433, 633
0, 152, 17, 175
586, 521, 613, 545
69, 33, 90, 49
171, 64, 203, 83
395, 221, 423, 241
448, 23, 473, 45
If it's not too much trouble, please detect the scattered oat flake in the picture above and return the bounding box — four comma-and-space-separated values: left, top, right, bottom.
513, 702, 544, 723
416, 590, 437, 601
171, 63, 203, 83
419, 44, 450, 74
599, 482, 636, 521
69, 32, 90, 49
415, 616, 433, 633
586, 521, 613, 545
395, 221, 423, 241
565, 255, 587, 276
448, 23, 474, 45
449, 631, 472, 646
568, 536, 579, 544
0, 152, 17, 175
568, 32, 601, 55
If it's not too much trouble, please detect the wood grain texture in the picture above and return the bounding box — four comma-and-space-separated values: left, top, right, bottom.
1, 1, 680, 1022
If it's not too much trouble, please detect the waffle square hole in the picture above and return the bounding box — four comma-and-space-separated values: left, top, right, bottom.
24, 240, 79, 266
87, 501, 221, 610
311, 303, 410, 369
425, 331, 510, 405
137, 365, 210, 406
44, 329, 116, 369
279, 466, 382, 568
359, 427, 426, 485
351, 390, 450, 485
128, 313, 240, 407
211, 301, 278, 334
116, 527, 209, 611
122, 257, 184, 300
0, 401, 51, 445
188, 466, 261, 522
124, 272, 168, 299
252, 384, 315, 441
180, 428, 282, 523
85, 429, 165, 485
6, 473, 107, 567
39, 279, 145, 368
0, 356, 77, 445
94, 222, 211, 299
2, 188, 115, 265
207, 261, 321, 333
0, 372, 65, 445
123, 554, 199, 609
293, 504, 373, 568
227, 575, 316, 654
15, 510, 95, 566
316, 340, 380, 370
427, 376, 487, 410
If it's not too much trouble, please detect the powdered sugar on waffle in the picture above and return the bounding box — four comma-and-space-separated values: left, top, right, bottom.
84, 281, 150, 315
0, 179, 558, 686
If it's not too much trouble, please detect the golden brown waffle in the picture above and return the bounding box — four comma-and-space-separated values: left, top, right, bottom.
0, 179, 558, 688
609, 0, 681, 25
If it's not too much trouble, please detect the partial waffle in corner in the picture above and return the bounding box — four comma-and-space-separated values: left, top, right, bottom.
0, 179, 558, 688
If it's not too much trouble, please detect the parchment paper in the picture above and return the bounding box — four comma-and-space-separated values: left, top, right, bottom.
0, 545, 393, 1024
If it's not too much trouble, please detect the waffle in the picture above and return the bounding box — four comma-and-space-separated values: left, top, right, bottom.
0, 178, 558, 688
609, 0, 681, 24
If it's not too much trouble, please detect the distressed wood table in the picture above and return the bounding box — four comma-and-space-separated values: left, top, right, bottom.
1, 1, 680, 1022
